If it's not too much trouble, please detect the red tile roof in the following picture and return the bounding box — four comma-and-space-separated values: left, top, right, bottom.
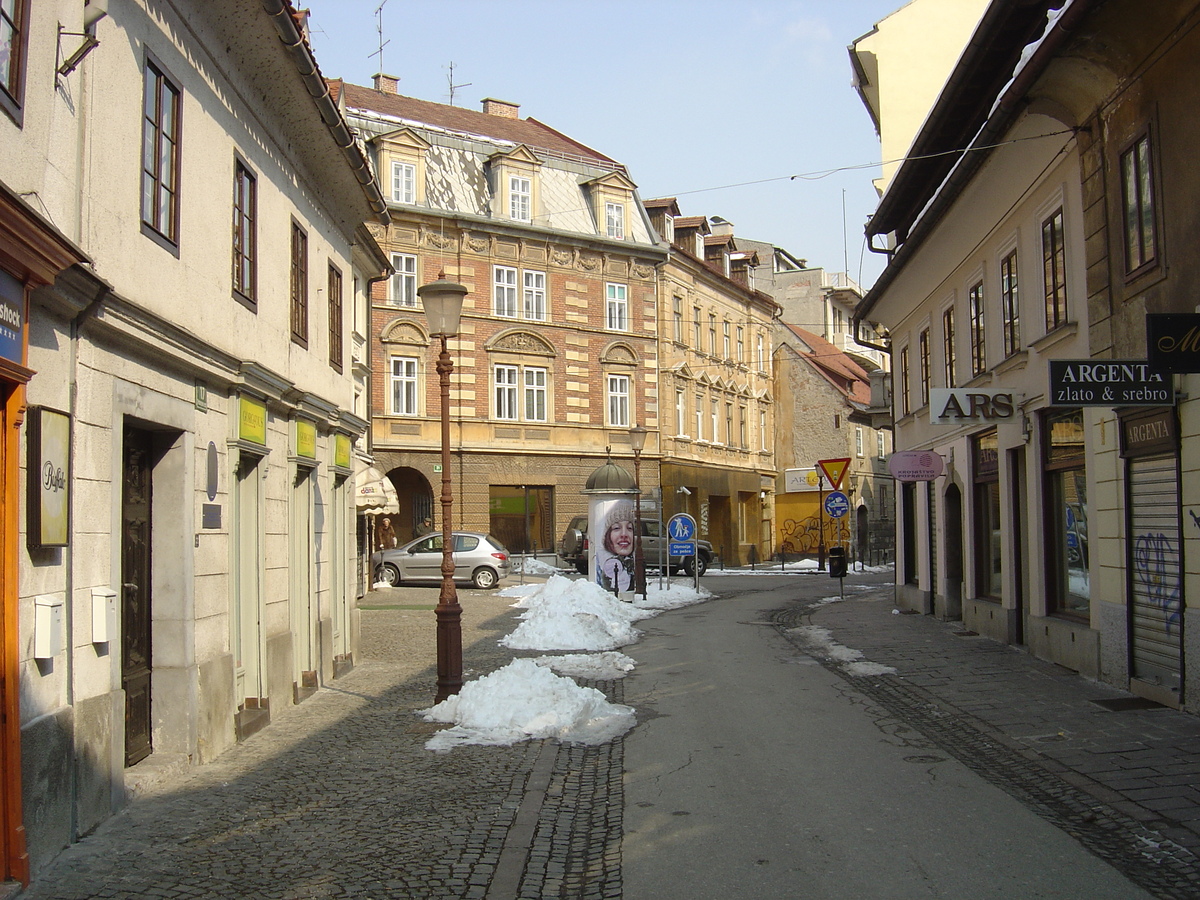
783, 323, 872, 405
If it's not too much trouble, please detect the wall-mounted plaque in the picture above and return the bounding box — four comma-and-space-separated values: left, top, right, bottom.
28, 407, 71, 548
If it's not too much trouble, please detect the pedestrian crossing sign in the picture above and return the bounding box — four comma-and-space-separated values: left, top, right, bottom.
817, 457, 851, 491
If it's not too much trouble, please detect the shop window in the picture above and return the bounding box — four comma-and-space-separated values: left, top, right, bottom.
973, 430, 1001, 598
1043, 408, 1088, 618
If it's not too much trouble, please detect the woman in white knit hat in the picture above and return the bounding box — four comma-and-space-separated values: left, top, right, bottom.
596, 500, 636, 595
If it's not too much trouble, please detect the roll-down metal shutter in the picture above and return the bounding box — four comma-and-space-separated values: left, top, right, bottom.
1128, 455, 1182, 692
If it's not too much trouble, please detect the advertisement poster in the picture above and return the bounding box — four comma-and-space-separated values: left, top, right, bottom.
28, 407, 71, 548
590, 497, 637, 596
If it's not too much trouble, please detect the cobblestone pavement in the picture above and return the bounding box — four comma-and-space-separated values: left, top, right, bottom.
776, 585, 1200, 900
19, 578, 623, 900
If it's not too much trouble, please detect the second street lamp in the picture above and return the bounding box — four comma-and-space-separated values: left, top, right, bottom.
629, 424, 648, 602
417, 276, 467, 703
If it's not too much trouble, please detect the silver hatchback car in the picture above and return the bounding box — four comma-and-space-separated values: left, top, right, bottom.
371, 531, 510, 589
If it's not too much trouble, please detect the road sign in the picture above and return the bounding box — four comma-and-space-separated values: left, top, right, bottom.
670, 542, 696, 557
817, 458, 850, 491
824, 490, 850, 519
668, 514, 696, 541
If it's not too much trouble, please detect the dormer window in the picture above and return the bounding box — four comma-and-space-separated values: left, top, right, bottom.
392, 161, 415, 204
373, 127, 430, 208
510, 175, 531, 222
605, 202, 625, 239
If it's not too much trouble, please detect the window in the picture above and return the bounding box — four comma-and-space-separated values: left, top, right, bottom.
695, 394, 704, 439
523, 270, 546, 321
725, 402, 733, 445
708, 314, 717, 355
0, 0, 27, 122
738, 405, 747, 448
1043, 408, 1088, 618
290, 222, 308, 345
392, 161, 415, 204
1001, 250, 1020, 357
969, 281, 985, 376
510, 175, 531, 221
736, 326, 744, 363
524, 367, 547, 421
899, 346, 911, 417
673, 297, 683, 343
391, 253, 417, 306
675, 390, 686, 436
757, 334, 766, 371
973, 430, 1001, 598
141, 57, 182, 245
606, 283, 628, 331
328, 263, 343, 371
693, 307, 702, 347
710, 399, 718, 443
942, 308, 956, 388
1042, 209, 1067, 331
877, 431, 886, 459
494, 365, 519, 420
855, 426, 864, 457
723, 321, 731, 358
760, 409, 768, 451
390, 357, 419, 415
233, 160, 257, 303
918, 329, 930, 407
494, 266, 518, 318
605, 202, 625, 239
1121, 133, 1156, 273
607, 374, 630, 426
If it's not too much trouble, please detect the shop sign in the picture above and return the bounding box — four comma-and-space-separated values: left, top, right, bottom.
0, 269, 25, 366
239, 396, 267, 445
295, 419, 316, 459
783, 467, 827, 492
1119, 407, 1177, 458
930, 388, 1017, 425
334, 434, 351, 469
1147, 314, 1200, 373
28, 407, 71, 548
1048, 360, 1173, 407
888, 450, 944, 482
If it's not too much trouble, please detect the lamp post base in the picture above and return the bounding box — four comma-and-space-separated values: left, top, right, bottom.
435, 577, 463, 703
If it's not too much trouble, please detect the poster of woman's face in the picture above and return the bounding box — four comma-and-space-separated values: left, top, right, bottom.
591, 498, 637, 595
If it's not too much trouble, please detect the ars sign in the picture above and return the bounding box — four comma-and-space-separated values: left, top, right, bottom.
930, 388, 1017, 425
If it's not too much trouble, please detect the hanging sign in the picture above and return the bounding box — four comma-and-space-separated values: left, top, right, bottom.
817, 458, 850, 491
1048, 360, 1173, 407
1147, 313, 1200, 373
888, 450, 944, 482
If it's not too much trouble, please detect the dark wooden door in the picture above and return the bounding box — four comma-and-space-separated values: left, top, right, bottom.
122, 427, 153, 766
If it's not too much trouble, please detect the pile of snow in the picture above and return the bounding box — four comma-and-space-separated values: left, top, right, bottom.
510, 556, 563, 576
420, 658, 636, 750
534, 651, 636, 681
786, 624, 897, 677
500, 576, 650, 651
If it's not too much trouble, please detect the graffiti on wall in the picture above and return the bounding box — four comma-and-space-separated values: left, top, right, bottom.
780, 514, 850, 555
1133, 532, 1181, 635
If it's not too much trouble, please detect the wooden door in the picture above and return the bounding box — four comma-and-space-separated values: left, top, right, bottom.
122, 427, 153, 766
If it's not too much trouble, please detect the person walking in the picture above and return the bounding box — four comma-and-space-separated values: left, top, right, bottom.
377, 516, 397, 550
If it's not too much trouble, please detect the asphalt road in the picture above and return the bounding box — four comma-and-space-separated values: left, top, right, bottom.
621, 574, 1154, 900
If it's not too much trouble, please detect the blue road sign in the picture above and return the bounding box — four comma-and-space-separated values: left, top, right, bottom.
824, 491, 850, 519
668, 514, 696, 541
670, 542, 696, 557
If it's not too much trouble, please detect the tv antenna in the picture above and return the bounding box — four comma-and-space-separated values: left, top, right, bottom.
447, 61, 472, 106
368, 0, 391, 75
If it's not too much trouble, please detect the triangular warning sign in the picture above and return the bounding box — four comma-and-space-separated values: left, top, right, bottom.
817, 458, 851, 491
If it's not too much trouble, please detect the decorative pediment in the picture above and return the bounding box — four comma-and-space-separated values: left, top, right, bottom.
487, 144, 543, 168
601, 342, 639, 367
373, 127, 431, 153
487, 329, 556, 357
380, 318, 429, 346
696, 371, 715, 387
669, 361, 695, 380
581, 170, 638, 192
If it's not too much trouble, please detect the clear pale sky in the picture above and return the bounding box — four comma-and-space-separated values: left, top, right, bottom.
300, 0, 911, 291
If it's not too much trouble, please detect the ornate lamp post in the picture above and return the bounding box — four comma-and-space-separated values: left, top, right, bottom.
629, 424, 648, 602
418, 276, 467, 702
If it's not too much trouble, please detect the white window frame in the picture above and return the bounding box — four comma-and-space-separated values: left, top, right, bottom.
391, 161, 415, 204
524, 367, 547, 422
877, 431, 886, 459
607, 374, 630, 427
605, 201, 625, 239
695, 394, 704, 440
391, 253, 416, 307
673, 296, 683, 343
606, 283, 628, 331
510, 175, 531, 222
723, 321, 731, 359
856, 426, 865, 457
736, 326, 744, 363
494, 364, 519, 420
390, 357, 419, 416
675, 389, 686, 437
710, 399, 719, 443
494, 265, 518, 318
760, 409, 768, 451
757, 334, 766, 371
523, 270, 546, 321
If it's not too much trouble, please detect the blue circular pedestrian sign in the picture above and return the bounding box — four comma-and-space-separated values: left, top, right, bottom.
668, 513, 696, 541
824, 491, 850, 518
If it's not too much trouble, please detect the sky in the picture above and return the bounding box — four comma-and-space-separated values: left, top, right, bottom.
404, 563, 894, 750
299, 0, 911, 291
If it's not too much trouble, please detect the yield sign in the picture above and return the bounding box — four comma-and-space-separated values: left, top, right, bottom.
817, 457, 851, 491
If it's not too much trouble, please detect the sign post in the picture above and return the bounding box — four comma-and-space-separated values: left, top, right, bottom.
668, 513, 699, 590
824, 490, 849, 597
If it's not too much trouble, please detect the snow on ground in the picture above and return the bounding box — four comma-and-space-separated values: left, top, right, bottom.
785, 623, 898, 677
419, 566, 892, 750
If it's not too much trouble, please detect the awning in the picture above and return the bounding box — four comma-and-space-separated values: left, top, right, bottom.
355, 465, 399, 514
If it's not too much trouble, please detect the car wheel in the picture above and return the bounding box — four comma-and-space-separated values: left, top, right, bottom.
575, 559, 588, 575
472, 567, 499, 589
684, 554, 709, 577
375, 563, 401, 587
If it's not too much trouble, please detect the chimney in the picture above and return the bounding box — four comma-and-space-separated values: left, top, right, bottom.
374, 73, 400, 94
482, 97, 520, 119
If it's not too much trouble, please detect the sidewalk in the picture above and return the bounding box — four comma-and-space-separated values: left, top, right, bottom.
781, 587, 1200, 898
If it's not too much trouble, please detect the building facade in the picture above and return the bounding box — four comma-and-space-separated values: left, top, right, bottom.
642, 202, 778, 566
854, 0, 1200, 710
2, 0, 385, 879
335, 77, 667, 558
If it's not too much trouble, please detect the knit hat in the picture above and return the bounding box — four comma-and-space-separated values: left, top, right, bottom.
604, 500, 636, 532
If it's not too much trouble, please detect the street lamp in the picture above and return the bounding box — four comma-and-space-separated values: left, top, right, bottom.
418, 276, 467, 702
629, 424, 648, 602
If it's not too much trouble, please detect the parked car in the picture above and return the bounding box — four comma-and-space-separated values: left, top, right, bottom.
559, 515, 713, 576
371, 532, 510, 589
